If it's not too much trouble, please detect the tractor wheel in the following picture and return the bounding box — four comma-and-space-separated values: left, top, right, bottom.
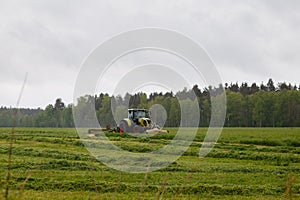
119, 121, 128, 133
133, 125, 143, 133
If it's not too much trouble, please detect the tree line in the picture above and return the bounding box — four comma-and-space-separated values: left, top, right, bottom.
0, 79, 299, 127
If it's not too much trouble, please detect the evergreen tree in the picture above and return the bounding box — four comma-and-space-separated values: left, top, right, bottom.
267, 78, 275, 91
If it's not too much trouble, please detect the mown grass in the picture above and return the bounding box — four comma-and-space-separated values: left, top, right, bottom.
0, 127, 299, 199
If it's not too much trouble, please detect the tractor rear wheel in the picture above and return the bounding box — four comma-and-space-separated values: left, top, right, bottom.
119, 121, 128, 133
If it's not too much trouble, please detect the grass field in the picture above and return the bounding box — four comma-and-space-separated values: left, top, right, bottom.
0, 127, 299, 199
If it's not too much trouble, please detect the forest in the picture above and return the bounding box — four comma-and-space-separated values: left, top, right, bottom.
0, 79, 299, 128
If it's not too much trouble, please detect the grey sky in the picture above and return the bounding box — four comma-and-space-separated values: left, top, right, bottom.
0, 0, 299, 108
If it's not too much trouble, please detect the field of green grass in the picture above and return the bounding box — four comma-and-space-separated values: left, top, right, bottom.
0, 128, 299, 199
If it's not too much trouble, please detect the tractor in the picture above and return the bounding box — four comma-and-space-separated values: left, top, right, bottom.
118, 108, 157, 133
87, 108, 168, 136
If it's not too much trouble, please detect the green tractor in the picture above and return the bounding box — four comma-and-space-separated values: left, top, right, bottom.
87, 108, 168, 136
118, 108, 157, 133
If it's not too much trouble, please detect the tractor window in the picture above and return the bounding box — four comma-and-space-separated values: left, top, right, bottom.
133, 111, 138, 119
128, 110, 133, 119
137, 111, 144, 118
136, 110, 149, 118
130, 110, 149, 120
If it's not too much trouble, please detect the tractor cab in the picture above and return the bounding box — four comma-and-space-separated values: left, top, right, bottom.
128, 109, 150, 123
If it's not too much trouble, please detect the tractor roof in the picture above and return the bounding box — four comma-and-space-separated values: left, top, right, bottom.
128, 108, 148, 111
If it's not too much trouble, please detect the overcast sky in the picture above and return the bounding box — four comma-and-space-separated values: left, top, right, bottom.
0, 0, 299, 108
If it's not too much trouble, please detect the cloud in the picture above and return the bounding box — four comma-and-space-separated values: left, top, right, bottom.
0, 0, 299, 107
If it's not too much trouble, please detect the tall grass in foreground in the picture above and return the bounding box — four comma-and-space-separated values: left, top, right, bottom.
4, 106, 17, 199
3, 73, 28, 200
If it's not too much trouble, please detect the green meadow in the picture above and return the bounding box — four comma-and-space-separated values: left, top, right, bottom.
0, 128, 299, 199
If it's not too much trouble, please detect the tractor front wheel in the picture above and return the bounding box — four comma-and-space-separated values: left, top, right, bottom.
133, 125, 144, 133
